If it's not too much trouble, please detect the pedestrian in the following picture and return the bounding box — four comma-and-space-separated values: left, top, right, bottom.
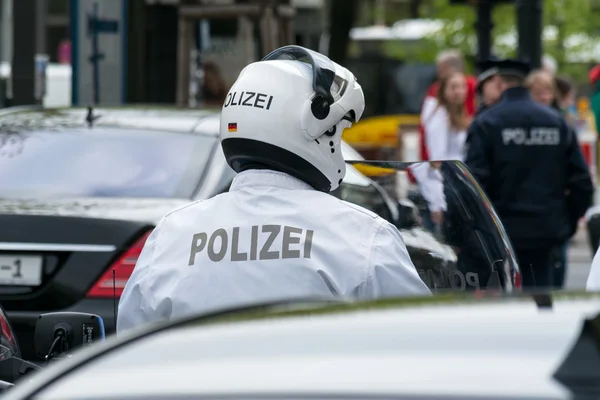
528, 73, 582, 289
529, 74, 578, 289
116, 45, 431, 333
408, 50, 478, 219
417, 50, 478, 162
475, 57, 502, 115
412, 71, 470, 230
464, 58, 594, 290
525, 70, 557, 108
555, 76, 577, 127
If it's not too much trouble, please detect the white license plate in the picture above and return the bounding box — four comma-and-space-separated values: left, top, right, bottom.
0, 255, 43, 286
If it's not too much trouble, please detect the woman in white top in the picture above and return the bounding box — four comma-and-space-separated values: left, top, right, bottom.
413, 72, 471, 229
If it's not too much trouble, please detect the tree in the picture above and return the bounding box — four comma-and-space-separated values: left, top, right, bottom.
381, 0, 599, 81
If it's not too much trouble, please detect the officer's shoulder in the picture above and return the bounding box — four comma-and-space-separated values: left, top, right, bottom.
475, 103, 496, 117
162, 194, 224, 219
335, 198, 381, 220
473, 105, 500, 123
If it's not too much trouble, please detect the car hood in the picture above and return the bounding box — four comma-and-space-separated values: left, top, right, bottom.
0, 197, 192, 224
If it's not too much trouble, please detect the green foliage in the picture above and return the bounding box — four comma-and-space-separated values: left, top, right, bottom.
378, 0, 600, 82
541, 0, 598, 80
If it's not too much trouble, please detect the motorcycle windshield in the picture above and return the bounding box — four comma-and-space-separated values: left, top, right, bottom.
342, 160, 520, 293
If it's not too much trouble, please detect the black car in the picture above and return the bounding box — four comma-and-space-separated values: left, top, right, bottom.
0, 106, 515, 361
0, 106, 236, 360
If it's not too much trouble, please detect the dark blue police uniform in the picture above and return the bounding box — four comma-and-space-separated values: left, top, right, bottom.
464, 59, 594, 289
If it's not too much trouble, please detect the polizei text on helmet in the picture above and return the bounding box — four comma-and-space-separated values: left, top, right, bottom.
223, 91, 274, 110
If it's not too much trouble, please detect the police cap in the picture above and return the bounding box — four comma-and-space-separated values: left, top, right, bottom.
476, 56, 500, 91
494, 58, 532, 79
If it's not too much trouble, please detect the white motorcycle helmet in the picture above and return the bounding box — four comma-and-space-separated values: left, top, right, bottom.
220, 45, 365, 192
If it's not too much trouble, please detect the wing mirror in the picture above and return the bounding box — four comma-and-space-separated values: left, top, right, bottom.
34, 312, 105, 363
396, 199, 420, 230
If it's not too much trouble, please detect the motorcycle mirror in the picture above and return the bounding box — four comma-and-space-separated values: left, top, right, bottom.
34, 312, 105, 361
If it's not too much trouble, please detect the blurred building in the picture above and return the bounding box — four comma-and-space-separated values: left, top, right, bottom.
128, 0, 326, 104
2, 0, 326, 106
292, 0, 325, 49
0, 0, 70, 64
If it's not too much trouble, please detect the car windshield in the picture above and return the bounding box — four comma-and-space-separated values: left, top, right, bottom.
0, 129, 217, 199
340, 160, 519, 293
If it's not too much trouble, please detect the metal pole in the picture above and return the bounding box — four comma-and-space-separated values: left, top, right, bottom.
90, 2, 100, 105
176, 17, 192, 106
375, 0, 386, 25
34, 0, 46, 106
11, 0, 36, 106
35, 0, 46, 55
474, 0, 493, 66
516, 0, 543, 69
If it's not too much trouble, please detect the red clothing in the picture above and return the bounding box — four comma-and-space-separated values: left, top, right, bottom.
408, 75, 477, 183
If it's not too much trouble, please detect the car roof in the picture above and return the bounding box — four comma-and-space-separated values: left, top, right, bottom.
0, 106, 370, 188
0, 106, 222, 136
20, 294, 600, 400
0, 107, 367, 163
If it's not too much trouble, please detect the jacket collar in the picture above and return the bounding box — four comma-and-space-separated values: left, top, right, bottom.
500, 86, 531, 102
229, 169, 315, 192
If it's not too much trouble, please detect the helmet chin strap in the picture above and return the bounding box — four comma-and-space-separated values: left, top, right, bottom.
237, 162, 272, 172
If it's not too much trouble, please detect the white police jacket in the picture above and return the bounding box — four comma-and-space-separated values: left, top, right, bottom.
117, 169, 431, 333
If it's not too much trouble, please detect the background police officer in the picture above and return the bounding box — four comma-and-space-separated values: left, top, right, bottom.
464, 59, 594, 289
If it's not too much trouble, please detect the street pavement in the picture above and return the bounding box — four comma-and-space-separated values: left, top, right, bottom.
565, 226, 593, 289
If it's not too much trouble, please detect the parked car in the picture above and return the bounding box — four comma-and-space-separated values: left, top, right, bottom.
0, 106, 516, 361
3, 292, 600, 399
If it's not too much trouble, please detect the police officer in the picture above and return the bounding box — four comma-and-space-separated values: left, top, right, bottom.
465, 58, 594, 289
475, 57, 502, 116
117, 46, 431, 333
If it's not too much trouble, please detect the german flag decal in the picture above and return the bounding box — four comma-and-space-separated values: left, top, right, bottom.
228, 123, 237, 132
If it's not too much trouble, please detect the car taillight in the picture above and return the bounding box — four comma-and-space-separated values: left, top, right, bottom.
514, 268, 522, 289
0, 307, 19, 358
86, 230, 153, 298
